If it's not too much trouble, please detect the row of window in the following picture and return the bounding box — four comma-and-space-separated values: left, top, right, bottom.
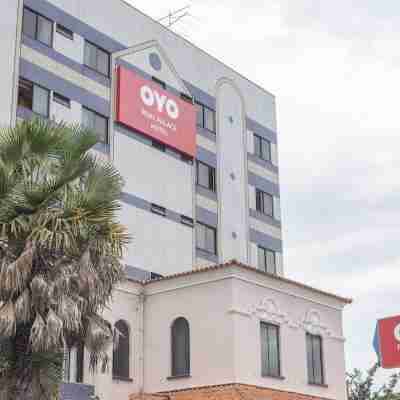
23, 7, 110, 77
261, 322, 325, 385
109, 319, 325, 385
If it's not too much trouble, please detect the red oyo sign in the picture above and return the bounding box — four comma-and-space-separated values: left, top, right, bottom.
116, 66, 196, 157
376, 315, 400, 369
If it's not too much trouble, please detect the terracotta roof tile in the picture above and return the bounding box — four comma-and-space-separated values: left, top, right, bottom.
139, 260, 352, 305
129, 384, 334, 400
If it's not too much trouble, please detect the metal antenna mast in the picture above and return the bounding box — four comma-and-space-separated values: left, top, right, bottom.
158, 5, 191, 27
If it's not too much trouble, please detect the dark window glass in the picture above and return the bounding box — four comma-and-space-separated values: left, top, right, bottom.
171, 318, 190, 377
196, 161, 215, 192
152, 140, 166, 152
258, 247, 276, 275
18, 78, 33, 110
82, 107, 108, 144
306, 333, 324, 385
152, 76, 166, 89
84, 41, 110, 77
53, 92, 71, 108
254, 135, 271, 161
151, 203, 166, 217
22, 8, 36, 39
56, 23, 74, 40
204, 106, 216, 132
256, 189, 274, 217
196, 222, 217, 255
261, 322, 280, 377
181, 215, 194, 227
113, 320, 130, 379
195, 102, 203, 127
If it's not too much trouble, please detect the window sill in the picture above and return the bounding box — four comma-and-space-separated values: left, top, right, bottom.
167, 374, 191, 381
196, 247, 217, 257
112, 376, 133, 382
83, 64, 110, 79
262, 374, 285, 381
308, 382, 328, 388
196, 183, 216, 194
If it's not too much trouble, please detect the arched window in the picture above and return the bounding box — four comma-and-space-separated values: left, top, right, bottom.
113, 320, 130, 380
171, 317, 190, 377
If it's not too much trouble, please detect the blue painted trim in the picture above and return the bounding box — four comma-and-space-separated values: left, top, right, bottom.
250, 230, 283, 253
196, 206, 218, 227
249, 209, 281, 228
196, 185, 218, 201
248, 172, 280, 198
197, 146, 217, 168
24, 0, 126, 54
121, 192, 193, 228
184, 81, 216, 110
20, 59, 110, 117
196, 248, 219, 264
197, 127, 217, 142
248, 153, 278, 173
247, 118, 277, 144
22, 35, 111, 88
60, 383, 94, 400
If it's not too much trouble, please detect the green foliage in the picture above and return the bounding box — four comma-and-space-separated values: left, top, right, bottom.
0, 119, 129, 399
347, 364, 400, 400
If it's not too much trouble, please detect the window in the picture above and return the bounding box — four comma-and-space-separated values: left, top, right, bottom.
261, 322, 280, 378
18, 78, 50, 118
84, 40, 110, 77
256, 189, 274, 217
56, 23, 73, 40
254, 135, 271, 162
181, 215, 194, 227
53, 92, 71, 108
196, 222, 217, 255
82, 107, 108, 144
113, 320, 130, 380
63, 344, 84, 383
23, 7, 53, 47
258, 247, 276, 275
306, 333, 324, 385
171, 318, 190, 377
195, 101, 216, 133
196, 161, 216, 192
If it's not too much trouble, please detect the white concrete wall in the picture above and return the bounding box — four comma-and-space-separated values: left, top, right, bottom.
217, 80, 249, 263
0, 0, 21, 127
54, 30, 84, 65
48, 0, 277, 131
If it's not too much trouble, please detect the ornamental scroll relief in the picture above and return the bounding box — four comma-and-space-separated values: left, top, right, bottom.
228, 298, 345, 342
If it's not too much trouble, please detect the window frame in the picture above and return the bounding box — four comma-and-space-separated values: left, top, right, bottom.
23, 7, 54, 48
56, 23, 74, 40
260, 321, 281, 378
53, 92, 71, 108
196, 160, 216, 192
171, 317, 191, 378
258, 246, 277, 275
256, 189, 274, 217
83, 40, 110, 77
254, 134, 271, 162
306, 333, 325, 386
113, 320, 131, 381
18, 77, 50, 118
196, 222, 217, 255
82, 106, 109, 144
195, 101, 216, 134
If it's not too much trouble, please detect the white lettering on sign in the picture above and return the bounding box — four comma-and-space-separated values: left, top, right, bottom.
140, 85, 179, 120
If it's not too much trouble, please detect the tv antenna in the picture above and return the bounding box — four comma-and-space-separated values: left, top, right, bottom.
158, 5, 191, 28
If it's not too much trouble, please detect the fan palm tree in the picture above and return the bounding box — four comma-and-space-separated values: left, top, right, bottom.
0, 118, 129, 400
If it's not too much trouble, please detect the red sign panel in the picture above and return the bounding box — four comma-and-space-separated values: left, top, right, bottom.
377, 315, 400, 368
116, 66, 196, 157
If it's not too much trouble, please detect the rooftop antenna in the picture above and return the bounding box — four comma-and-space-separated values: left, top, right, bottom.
158, 5, 191, 28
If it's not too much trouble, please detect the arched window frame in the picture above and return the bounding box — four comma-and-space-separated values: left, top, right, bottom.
170, 317, 190, 378
113, 320, 131, 381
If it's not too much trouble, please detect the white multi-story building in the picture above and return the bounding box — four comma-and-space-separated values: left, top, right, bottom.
1, 1, 352, 400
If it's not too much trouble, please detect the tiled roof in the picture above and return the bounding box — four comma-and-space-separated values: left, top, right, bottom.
134, 260, 352, 305
129, 383, 333, 400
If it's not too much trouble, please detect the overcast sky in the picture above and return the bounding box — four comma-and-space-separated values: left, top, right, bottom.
126, 0, 400, 378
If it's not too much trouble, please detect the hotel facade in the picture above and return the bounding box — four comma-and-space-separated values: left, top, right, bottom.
1, 1, 351, 400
